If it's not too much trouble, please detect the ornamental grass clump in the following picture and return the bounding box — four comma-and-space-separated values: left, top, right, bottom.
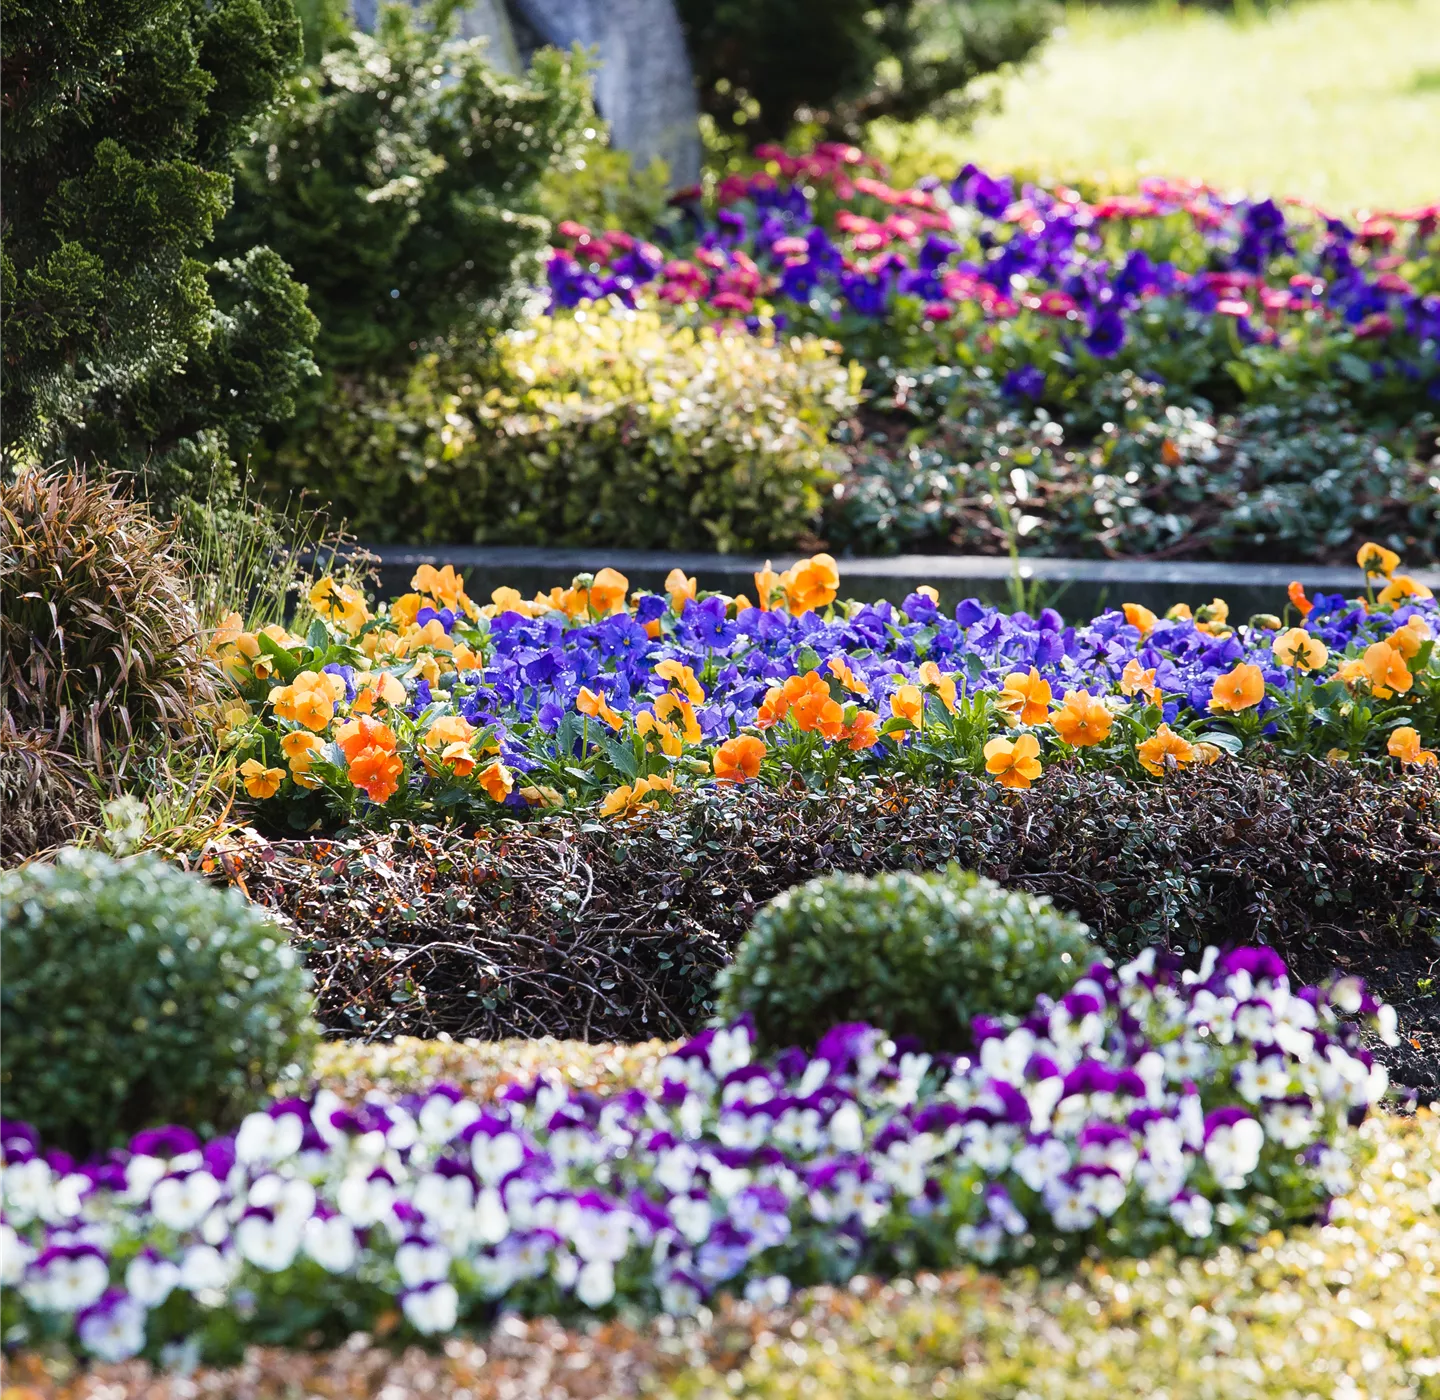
0, 850, 315, 1158
0, 472, 218, 859
714, 868, 1095, 1051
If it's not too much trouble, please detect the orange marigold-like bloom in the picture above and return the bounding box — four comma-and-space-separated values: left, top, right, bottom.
576, 686, 624, 730
828, 655, 871, 698
754, 561, 783, 612
655, 659, 705, 704
412, 564, 473, 615
1377, 574, 1434, 608
1287, 580, 1314, 618
984, 733, 1043, 789
917, 660, 957, 713
270, 670, 346, 731
1122, 602, 1157, 637
347, 747, 404, 805
240, 758, 285, 799
1389, 615, 1433, 659
840, 709, 881, 751
1136, 723, 1196, 776
1051, 690, 1113, 747
1271, 628, 1329, 671
1356, 541, 1400, 577
792, 691, 845, 738
478, 760, 514, 801
438, 741, 476, 777
665, 568, 697, 612
782, 554, 840, 615
997, 668, 1053, 725
1119, 659, 1160, 705
713, 735, 767, 783
1208, 662, 1265, 713
1363, 641, 1414, 698
889, 684, 924, 728
1388, 726, 1438, 767
487, 586, 537, 619
336, 716, 398, 762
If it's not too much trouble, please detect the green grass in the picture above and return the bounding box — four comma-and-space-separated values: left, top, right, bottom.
876, 0, 1440, 212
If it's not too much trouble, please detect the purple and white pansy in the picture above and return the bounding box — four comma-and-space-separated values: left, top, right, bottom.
0, 945, 1397, 1361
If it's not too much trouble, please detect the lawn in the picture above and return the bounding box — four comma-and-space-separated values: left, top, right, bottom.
877, 0, 1440, 212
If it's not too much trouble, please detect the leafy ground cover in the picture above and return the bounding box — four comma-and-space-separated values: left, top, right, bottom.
224, 761, 1440, 1095
910, 0, 1440, 216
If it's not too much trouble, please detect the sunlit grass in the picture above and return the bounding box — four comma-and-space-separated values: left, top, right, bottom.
875, 0, 1440, 211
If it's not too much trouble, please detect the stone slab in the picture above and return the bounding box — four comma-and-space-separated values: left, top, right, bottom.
352, 544, 1440, 622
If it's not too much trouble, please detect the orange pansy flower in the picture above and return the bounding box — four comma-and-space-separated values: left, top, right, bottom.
889, 684, 924, 728
1388, 615, 1433, 659
1051, 690, 1114, 747
1122, 603, 1157, 637
336, 716, 398, 762
840, 709, 881, 751
1388, 726, 1438, 767
655, 659, 705, 704
997, 668, 1053, 726
828, 655, 871, 698
1136, 724, 1196, 776
1120, 659, 1160, 705
665, 568, 697, 612
917, 660, 957, 713
754, 561, 783, 612
240, 758, 285, 799
713, 735, 767, 783
1363, 641, 1413, 698
576, 686, 624, 731
1287, 581, 1314, 618
347, 747, 403, 805
1356, 542, 1400, 578
983, 733, 1043, 789
438, 741, 476, 777
756, 685, 789, 729
1377, 574, 1433, 608
478, 761, 514, 801
782, 554, 840, 615
1271, 628, 1329, 671
1208, 663, 1265, 713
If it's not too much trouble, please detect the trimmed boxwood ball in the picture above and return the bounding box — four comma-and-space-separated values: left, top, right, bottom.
715, 866, 1095, 1052
0, 849, 315, 1157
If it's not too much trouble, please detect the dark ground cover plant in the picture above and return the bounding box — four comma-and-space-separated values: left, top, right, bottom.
0, 849, 315, 1157
226, 759, 1440, 1094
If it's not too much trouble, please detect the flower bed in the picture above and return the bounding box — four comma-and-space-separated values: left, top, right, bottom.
0, 947, 1399, 1364
547, 149, 1440, 420
12, 1109, 1439, 1398
213, 550, 1439, 834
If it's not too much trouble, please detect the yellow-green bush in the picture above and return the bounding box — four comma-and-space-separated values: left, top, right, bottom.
259, 311, 861, 552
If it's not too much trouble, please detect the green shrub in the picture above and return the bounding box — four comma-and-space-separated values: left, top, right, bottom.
1, 0, 318, 516
0, 849, 315, 1157
220, 1, 593, 374
260, 310, 862, 551
713, 866, 1093, 1051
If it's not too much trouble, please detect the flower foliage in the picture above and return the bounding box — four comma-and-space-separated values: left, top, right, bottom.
256, 310, 860, 551
0, 946, 1399, 1362
214, 548, 1439, 832
547, 148, 1440, 420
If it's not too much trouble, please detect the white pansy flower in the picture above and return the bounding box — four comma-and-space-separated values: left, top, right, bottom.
303, 1214, 358, 1273
234, 1213, 301, 1272
125, 1252, 180, 1307
396, 1240, 451, 1288
574, 1257, 615, 1308
77, 1294, 147, 1363
401, 1281, 458, 1335
150, 1171, 222, 1232
1204, 1118, 1264, 1188
418, 1094, 481, 1145
471, 1132, 523, 1185
234, 1112, 304, 1166
24, 1249, 110, 1312
1169, 1192, 1214, 1239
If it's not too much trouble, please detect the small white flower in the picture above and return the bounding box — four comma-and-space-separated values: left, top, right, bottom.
475, 1186, 509, 1245
1204, 1118, 1264, 1188
78, 1294, 147, 1363
25, 1249, 110, 1312
564, 1206, 631, 1264
1169, 1193, 1213, 1239
234, 1112, 304, 1166
418, 1093, 482, 1144
178, 1243, 234, 1292
1013, 1137, 1070, 1192
661, 1275, 702, 1316
150, 1171, 222, 1232
828, 1101, 864, 1153
304, 1215, 358, 1273
1042, 1179, 1097, 1231
125, 1252, 180, 1307
980, 1029, 1036, 1084
1374, 1003, 1399, 1046
247, 1174, 316, 1225
744, 1274, 792, 1308
0, 1223, 35, 1286
574, 1257, 615, 1308
234, 1213, 301, 1272
671, 1194, 712, 1244
1265, 1102, 1316, 1149
396, 1240, 451, 1289
402, 1280, 458, 1335
709, 1026, 751, 1077
3, 1159, 55, 1226
337, 1172, 393, 1226
471, 1132, 524, 1185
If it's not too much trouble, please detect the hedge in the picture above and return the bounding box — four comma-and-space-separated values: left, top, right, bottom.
225, 759, 1440, 1094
